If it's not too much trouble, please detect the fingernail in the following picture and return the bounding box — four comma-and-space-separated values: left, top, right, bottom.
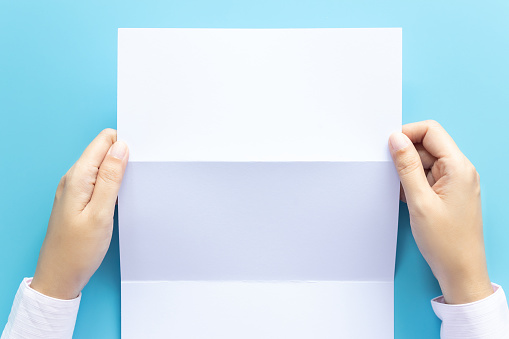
109, 141, 127, 159
389, 132, 410, 151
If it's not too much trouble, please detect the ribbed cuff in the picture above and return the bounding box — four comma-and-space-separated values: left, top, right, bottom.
1, 278, 81, 339
431, 283, 509, 339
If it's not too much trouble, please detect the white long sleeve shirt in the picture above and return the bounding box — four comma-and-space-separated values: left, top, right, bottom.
2, 278, 509, 338
1, 278, 80, 339
431, 283, 509, 338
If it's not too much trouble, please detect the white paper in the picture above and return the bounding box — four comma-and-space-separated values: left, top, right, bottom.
118, 28, 401, 162
122, 281, 394, 339
118, 28, 401, 339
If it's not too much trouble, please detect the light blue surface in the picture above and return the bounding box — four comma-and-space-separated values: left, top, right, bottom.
0, 1, 508, 338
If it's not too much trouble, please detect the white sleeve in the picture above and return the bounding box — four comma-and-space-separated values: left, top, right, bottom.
431, 283, 509, 339
1, 278, 80, 339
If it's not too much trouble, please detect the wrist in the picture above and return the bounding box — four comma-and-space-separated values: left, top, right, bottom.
31, 271, 82, 300
438, 269, 493, 304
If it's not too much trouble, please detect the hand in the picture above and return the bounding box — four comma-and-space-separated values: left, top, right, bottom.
30, 129, 129, 300
389, 120, 493, 304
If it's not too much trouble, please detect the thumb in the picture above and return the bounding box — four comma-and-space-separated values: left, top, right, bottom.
389, 132, 432, 204
87, 141, 129, 219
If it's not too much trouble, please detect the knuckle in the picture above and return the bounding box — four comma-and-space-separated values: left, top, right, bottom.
474, 181, 481, 197
443, 154, 464, 172
459, 158, 477, 177
99, 128, 117, 142
470, 164, 479, 179
395, 152, 422, 177
98, 160, 123, 185
58, 174, 67, 188
469, 165, 481, 194
425, 119, 442, 129
66, 162, 95, 187
64, 166, 76, 187
55, 174, 67, 200
449, 157, 481, 188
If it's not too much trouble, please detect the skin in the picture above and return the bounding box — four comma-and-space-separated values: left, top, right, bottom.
389, 120, 493, 304
31, 129, 129, 300
31, 122, 493, 304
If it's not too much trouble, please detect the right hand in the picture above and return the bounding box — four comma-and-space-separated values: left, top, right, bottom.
388, 120, 493, 304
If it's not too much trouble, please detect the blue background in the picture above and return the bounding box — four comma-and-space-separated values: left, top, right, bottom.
1, 0, 508, 337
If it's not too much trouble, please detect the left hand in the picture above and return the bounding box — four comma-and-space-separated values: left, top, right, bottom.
30, 129, 129, 299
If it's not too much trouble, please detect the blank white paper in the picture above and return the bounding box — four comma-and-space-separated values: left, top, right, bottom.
118, 28, 401, 339
122, 281, 394, 339
118, 28, 401, 162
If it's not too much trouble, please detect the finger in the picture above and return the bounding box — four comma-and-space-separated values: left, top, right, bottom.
75, 129, 117, 171
415, 143, 437, 170
86, 141, 129, 220
389, 132, 434, 204
403, 120, 460, 159
399, 146, 437, 204
426, 169, 437, 187
65, 129, 117, 202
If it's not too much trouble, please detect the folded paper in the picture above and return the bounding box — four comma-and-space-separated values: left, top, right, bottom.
118, 28, 401, 339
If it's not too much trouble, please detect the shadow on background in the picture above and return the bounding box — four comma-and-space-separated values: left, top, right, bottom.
395, 201, 442, 338
74, 207, 121, 338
